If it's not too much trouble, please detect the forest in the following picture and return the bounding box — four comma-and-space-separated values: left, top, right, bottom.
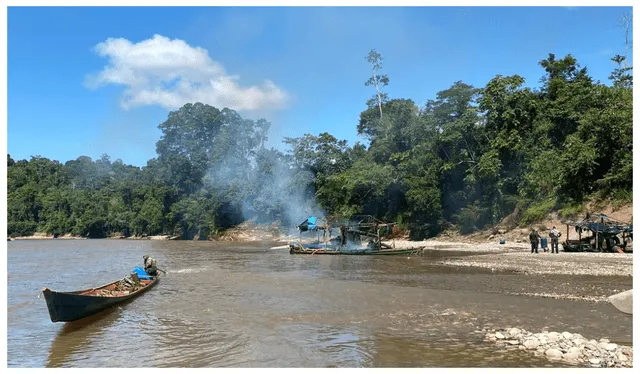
7, 51, 633, 240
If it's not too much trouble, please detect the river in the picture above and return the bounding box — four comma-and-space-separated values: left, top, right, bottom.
6, 239, 632, 367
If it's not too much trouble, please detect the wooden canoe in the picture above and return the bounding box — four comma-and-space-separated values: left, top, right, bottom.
42, 273, 161, 323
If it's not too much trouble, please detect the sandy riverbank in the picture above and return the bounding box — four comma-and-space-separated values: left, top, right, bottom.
437, 251, 632, 277
8, 233, 86, 240
392, 239, 633, 277
7, 234, 176, 240
382, 239, 632, 277
270, 237, 633, 278
10, 227, 633, 278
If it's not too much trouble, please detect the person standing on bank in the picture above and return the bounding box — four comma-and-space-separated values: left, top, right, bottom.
143, 254, 158, 276
529, 229, 540, 254
549, 226, 562, 254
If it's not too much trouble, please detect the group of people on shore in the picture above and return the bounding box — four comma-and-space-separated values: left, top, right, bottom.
529, 226, 561, 254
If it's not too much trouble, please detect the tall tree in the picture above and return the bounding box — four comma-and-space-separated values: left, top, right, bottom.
609, 55, 633, 88
619, 12, 632, 68
364, 49, 390, 118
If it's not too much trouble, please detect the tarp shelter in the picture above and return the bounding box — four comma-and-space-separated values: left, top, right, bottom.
297, 216, 318, 232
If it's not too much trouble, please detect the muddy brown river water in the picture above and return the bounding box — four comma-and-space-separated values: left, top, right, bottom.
6, 239, 632, 367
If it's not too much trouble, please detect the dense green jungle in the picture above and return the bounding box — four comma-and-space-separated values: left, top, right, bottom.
7, 51, 633, 240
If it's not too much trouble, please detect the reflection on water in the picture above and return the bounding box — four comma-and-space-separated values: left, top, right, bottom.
7, 239, 633, 367
366, 332, 577, 368
47, 306, 126, 367
276, 324, 374, 367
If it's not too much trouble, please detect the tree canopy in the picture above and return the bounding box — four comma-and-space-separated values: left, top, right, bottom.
8, 49, 632, 239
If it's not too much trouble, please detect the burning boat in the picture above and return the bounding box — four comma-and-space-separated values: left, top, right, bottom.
289, 215, 424, 255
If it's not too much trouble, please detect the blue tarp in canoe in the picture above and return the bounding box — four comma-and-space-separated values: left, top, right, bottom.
132, 266, 153, 280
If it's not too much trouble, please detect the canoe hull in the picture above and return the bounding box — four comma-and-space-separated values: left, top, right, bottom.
42, 276, 160, 322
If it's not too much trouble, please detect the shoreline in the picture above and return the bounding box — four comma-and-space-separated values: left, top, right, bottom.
272, 237, 633, 278
8, 235, 86, 240
10, 233, 632, 313
9, 233, 633, 277
8, 234, 180, 241
403, 238, 632, 277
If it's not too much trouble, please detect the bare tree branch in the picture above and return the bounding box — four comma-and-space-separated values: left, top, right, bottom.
619, 12, 633, 68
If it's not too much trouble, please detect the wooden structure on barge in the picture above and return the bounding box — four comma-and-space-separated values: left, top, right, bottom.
562, 213, 632, 253
289, 215, 425, 255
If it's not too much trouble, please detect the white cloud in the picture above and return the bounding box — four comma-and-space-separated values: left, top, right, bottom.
85, 34, 289, 111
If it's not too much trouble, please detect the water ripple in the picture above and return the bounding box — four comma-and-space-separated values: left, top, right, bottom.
7, 240, 633, 367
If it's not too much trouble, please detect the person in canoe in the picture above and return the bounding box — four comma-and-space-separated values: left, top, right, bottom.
143, 254, 158, 276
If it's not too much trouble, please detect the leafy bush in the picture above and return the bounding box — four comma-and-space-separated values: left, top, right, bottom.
611, 189, 633, 208
520, 199, 556, 224
7, 221, 37, 237
560, 202, 584, 219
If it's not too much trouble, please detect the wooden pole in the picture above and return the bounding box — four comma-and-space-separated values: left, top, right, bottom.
598, 216, 604, 251
324, 229, 328, 248
596, 217, 601, 252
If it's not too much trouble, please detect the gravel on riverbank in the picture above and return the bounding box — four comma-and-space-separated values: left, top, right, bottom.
437, 251, 632, 277
273, 236, 633, 277
383, 238, 532, 252
379, 238, 633, 277
481, 327, 633, 367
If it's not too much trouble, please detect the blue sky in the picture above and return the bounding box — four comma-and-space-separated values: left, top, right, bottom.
7, 6, 633, 167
